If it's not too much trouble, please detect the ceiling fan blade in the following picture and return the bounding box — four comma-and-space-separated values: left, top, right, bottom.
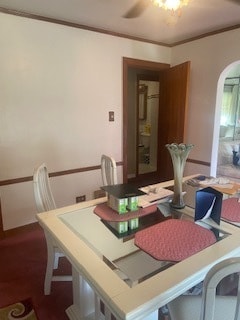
123, 0, 150, 18
227, 0, 240, 4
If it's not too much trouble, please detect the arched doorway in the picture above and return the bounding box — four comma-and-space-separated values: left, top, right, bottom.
211, 61, 240, 178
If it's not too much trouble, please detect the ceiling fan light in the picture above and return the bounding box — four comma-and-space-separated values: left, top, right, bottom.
151, 0, 189, 11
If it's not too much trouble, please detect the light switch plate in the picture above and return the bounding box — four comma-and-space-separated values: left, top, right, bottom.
109, 111, 114, 121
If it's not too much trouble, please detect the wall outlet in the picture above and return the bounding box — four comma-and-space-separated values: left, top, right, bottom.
76, 195, 86, 203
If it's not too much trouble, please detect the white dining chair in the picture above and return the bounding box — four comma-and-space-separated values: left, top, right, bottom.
33, 163, 72, 295
168, 257, 240, 320
101, 154, 118, 185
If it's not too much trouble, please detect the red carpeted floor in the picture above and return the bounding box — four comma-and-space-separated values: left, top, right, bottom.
0, 224, 72, 320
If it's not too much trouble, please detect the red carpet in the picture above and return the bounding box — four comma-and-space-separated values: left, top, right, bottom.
0, 225, 72, 320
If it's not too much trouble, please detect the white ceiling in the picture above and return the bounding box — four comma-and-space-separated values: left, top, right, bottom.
0, 0, 240, 45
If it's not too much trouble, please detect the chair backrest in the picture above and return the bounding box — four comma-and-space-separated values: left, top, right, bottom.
168, 257, 240, 320
101, 154, 117, 186
33, 163, 57, 213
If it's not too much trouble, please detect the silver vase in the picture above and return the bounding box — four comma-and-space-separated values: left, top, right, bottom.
166, 143, 194, 209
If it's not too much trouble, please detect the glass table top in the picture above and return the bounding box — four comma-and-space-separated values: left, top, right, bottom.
59, 202, 230, 288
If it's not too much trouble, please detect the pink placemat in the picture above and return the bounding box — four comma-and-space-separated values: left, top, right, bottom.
94, 203, 157, 222
221, 198, 240, 222
134, 219, 216, 262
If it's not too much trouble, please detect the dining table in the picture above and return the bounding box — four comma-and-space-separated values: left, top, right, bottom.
36, 174, 240, 320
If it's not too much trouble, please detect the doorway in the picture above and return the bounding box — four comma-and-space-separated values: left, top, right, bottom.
122, 57, 170, 185
122, 57, 190, 185
137, 76, 159, 176
211, 62, 240, 179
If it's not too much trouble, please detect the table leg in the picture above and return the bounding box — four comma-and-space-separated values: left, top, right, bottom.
66, 268, 159, 320
66, 266, 96, 320
143, 310, 159, 320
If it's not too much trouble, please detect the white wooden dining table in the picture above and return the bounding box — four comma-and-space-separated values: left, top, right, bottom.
36, 175, 240, 320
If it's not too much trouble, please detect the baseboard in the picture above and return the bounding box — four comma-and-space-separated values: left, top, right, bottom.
3, 222, 40, 238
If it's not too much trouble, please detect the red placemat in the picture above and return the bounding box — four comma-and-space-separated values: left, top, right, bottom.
94, 203, 157, 222
221, 198, 240, 222
134, 219, 216, 262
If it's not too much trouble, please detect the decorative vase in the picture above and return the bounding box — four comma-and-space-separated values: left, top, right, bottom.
166, 143, 194, 209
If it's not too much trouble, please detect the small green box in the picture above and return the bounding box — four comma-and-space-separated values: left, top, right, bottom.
129, 218, 139, 230
127, 196, 139, 211
108, 221, 128, 234
108, 194, 128, 214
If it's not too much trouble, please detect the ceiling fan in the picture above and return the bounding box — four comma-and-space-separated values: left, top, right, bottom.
123, 0, 150, 18
123, 0, 240, 19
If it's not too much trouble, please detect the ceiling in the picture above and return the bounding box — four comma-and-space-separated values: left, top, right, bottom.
0, 0, 240, 46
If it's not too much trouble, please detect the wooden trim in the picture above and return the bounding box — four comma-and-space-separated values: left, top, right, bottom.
123, 57, 169, 71
0, 176, 33, 186
122, 57, 170, 183
0, 7, 171, 48
0, 198, 4, 240
172, 24, 240, 46
0, 160, 208, 237
49, 165, 101, 177
187, 158, 210, 167
0, 7, 239, 47
0, 162, 123, 186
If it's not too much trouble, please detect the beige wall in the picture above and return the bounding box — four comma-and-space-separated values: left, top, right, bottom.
1, 11, 240, 230
171, 30, 240, 176
0, 12, 171, 230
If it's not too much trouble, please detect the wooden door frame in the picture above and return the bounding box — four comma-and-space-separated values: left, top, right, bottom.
122, 57, 170, 183
0, 198, 4, 239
